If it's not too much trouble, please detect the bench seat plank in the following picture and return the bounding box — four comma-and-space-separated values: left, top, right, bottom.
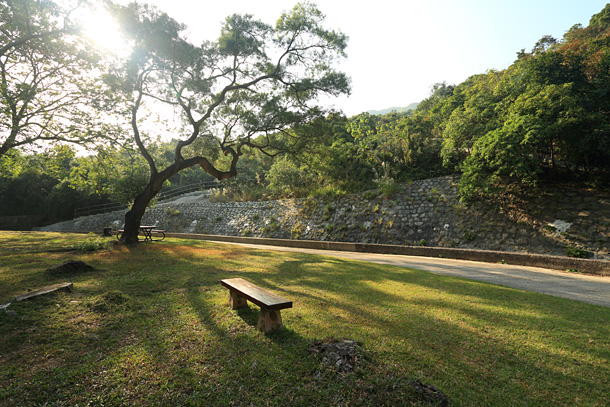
14, 282, 73, 302
221, 278, 292, 310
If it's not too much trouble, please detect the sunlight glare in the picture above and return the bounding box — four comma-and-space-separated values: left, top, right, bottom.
82, 10, 132, 58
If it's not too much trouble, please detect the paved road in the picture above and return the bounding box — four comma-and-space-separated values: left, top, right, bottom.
218, 241, 610, 308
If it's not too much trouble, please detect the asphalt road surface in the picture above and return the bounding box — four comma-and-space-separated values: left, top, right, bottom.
217, 241, 610, 308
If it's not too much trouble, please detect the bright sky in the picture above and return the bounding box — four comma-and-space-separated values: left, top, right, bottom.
106, 0, 609, 116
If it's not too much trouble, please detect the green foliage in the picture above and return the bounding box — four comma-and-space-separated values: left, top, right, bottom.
439, 7, 610, 199
462, 230, 477, 242
104, 0, 351, 241
0, 148, 110, 222
71, 237, 113, 252
0, 0, 123, 158
165, 207, 181, 216
363, 190, 379, 200
374, 176, 398, 199
214, 152, 272, 201
267, 156, 312, 198
290, 221, 304, 239
68, 144, 155, 205
588, 4, 610, 31
4, 1, 610, 222
566, 246, 590, 258
322, 203, 335, 220
262, 216, 280, 236
310, 184, 347, 201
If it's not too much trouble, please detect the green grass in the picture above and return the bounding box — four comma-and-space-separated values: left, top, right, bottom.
1, 231, 609, 406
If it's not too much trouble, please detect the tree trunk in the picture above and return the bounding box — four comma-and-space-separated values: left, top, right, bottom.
120, 179, 163, 244
118, 152, 237, 244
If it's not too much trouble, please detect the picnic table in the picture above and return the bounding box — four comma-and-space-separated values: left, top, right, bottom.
138, 225, 156, 241
116, 226, 165, 241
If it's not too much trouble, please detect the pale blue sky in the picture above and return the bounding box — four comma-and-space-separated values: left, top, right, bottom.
114, 0, 610, 116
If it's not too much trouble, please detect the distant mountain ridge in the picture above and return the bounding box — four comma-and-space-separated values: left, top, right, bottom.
367, 102, 419, 115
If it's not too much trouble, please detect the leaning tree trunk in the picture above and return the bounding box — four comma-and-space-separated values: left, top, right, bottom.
120, 179, 164, 244
118, 147, 238, 244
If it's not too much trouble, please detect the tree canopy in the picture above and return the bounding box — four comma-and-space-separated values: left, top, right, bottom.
4, 1, 610, 229
0, 0, 122, 158
105, 1, 350, 242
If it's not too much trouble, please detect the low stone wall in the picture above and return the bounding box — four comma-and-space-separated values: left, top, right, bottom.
39, 175, 610, 261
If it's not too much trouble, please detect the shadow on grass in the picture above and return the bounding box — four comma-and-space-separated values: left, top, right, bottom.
2, 235, 609, 406
229, 248, 610, 405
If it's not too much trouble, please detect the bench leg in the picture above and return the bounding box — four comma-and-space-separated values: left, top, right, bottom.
228, 290, 248, 310
257, 308, 283, 332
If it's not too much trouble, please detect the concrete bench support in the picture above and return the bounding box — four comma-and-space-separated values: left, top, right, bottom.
221, 278, 292, 332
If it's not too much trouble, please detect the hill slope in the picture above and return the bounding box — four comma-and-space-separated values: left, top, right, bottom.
367, 102, 418, 115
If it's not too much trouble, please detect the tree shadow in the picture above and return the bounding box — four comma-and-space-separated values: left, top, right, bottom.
4, 236, 608, 405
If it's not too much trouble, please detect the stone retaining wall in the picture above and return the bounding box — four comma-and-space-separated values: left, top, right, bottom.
39, 175, 610, 261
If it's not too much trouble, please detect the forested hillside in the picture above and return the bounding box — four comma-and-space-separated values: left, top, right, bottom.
2, 4, 610, 226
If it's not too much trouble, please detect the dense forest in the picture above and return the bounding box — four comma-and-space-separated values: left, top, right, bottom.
2, 3, 610, 227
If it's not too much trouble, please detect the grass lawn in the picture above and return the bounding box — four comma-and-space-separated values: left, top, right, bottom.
1, 231, 609, 406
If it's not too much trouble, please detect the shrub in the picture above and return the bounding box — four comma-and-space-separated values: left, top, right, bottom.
208, 190, 230, 202
267, 157, 312, 198
566, 246, 589, 258
165, 207, 181, 216
310, 184, 347, 201
322, 203, 336, 221
291, 222, 304, 239
462, 230, 477, 242
374, 176, 397, 199
363, 190, 379, 200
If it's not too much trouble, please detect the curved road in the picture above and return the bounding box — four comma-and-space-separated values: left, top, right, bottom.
218, 241, 610, 307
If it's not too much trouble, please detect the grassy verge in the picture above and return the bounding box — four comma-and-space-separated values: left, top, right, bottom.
1, 231, 609, 406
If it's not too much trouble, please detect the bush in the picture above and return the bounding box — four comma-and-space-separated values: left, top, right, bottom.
310, 184, 347, 201
374, 176, 397, 199
322, 203, 336, 221
208, 190, 230, 202
566, 246, 589, 258
267, 157, 312, 198
165, 207, 181, 216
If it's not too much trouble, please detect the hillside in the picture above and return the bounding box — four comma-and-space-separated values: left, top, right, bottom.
367, 102, 418, 115
40, 175, 610, 262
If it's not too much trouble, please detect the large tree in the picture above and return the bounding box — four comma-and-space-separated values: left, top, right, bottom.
0, 0, 121, 158
110, 1, 350, 243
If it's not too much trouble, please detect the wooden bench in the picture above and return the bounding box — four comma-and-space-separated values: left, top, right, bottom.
221, 278, 292, 332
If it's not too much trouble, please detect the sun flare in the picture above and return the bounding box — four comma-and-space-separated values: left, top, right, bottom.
80, 9, 132, 57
